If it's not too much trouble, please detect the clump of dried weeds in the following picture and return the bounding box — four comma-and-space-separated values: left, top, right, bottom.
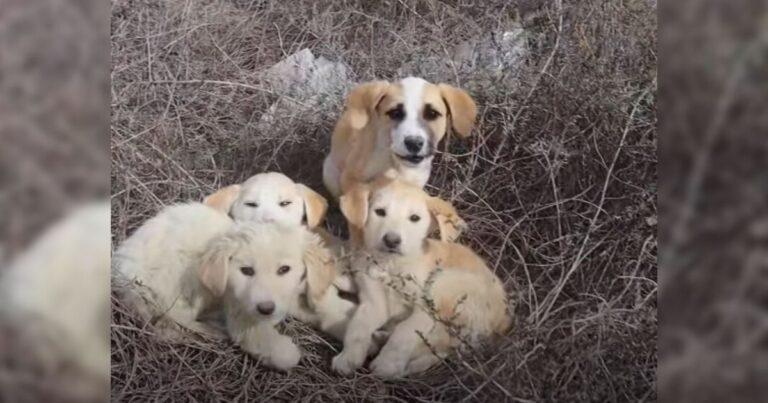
111, 0, 657, 400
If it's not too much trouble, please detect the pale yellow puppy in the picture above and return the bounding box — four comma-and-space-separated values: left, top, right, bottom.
203, 172, 328, 229
323, 77, 477, 198
198, 222, 341, 370
113, 207, 348, 371
0, 202, 109, 398
112, 203, 237, 337
203, 171, 351, 253
331, 178, 510, 378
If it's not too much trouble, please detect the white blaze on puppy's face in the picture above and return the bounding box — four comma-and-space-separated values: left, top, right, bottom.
363, 184, 432, 256
225, 226, 308, 322
230, 172, 305, 226
378, 77, 450, 167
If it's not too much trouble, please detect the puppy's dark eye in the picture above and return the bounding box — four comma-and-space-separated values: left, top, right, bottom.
423, 105, 441, 121
279, 200, 292, 207
240, 266, 255, 276
410, 214, 421, 222
375, 208, 386, 217
277, 265, 291, 275
244, 202, 258, 208
386, 105, 405, 121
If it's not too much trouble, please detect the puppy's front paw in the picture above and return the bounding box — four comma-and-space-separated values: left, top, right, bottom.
331, 351, 362, 376
266, 336, 301, 371
369, 355, 407, 379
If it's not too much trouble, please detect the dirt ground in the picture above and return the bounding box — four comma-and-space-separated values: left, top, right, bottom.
110, 0, 657, 401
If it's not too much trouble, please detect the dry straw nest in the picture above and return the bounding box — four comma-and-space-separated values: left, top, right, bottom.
111, 0, 657, 401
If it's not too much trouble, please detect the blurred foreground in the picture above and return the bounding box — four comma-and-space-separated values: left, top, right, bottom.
0, 0, 109, 401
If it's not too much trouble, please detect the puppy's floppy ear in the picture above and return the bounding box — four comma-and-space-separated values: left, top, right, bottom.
438, 84, 477, 138
339, 184, 370, 231
203, 184, 242, 214
426, 196, 467, 242
344, 81, 389, 130
301, 232, 336, 309
340, 183, 371, 247
297, 184, 328, 228
198, 236, 235, 296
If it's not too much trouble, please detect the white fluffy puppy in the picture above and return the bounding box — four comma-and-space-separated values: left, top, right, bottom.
203, 172, 328, 229
198, 223, 340, 370
0, 202, 110, 399
113, 203, 351, 369
114, 172, 357, 342
112, 203, 235, 337
202, 172, 358, 333
114, 172, 326, 336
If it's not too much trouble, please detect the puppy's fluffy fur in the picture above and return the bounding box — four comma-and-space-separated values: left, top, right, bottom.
203, 171, 353, 257
203, 172, 328, 230
323, 77, 477, 198
0, 202, 110, 397
331, 178, 510, 378
113, 205, 352, 370
112, 203, 235, 337
113, 173, 356, 345
198, 223, 347, 370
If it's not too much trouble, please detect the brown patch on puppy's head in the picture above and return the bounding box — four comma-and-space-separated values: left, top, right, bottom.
203, 184, 241, 214
437, 83, 477, 138
296, 184, 328, 229
343, 81, 390, 130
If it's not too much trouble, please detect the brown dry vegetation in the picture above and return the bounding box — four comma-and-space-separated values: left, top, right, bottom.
110, 0, 657, 401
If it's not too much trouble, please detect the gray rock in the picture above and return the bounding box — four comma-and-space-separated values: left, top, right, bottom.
258, 49, 352, 131
263, 48, 350, 98
398, 26, 528, 84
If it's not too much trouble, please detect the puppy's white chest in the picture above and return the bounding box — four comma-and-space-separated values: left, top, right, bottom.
395, 162, 432, 189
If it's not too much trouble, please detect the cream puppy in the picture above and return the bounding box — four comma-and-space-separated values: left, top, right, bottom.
115, 173, 357, 343
0, 202, 110, 398
323, 77, 477, 198
198, 223, 340, 370
201, 172, 357, 334
331, 178, 510, 378
112, 203, 236, 337
113, 204, 351, 369
203, 172, 328, 229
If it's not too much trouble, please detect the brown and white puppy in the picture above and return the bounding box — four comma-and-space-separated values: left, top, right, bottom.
323, 77, 477, 198
331, 178, 510, 378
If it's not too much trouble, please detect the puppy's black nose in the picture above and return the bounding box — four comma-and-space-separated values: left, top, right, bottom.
404, 136, 424, 153
383, 233, 401, 249
256, 301, 275, 315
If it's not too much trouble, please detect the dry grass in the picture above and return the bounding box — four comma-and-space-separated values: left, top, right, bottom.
111, 0, 657, 401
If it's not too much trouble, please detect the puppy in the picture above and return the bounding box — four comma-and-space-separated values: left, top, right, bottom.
331, 178, 510, 378
203, 172, 328, 229
322, 77, 477, 198
112, 203, 236, 337
113, 202, 352, 359
198, 222, 340, 370
0, 202, 110, 399
202, 171, 355, 308
203, 171, 352, 253
114, 174, 356, 341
